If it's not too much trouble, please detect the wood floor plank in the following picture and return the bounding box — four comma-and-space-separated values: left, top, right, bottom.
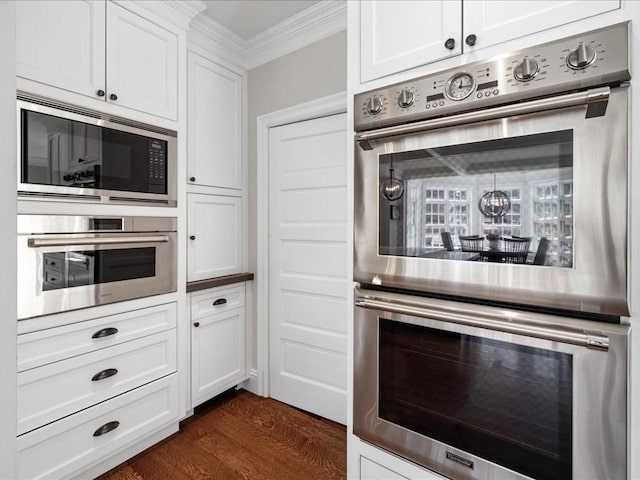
97, 389, 346, 480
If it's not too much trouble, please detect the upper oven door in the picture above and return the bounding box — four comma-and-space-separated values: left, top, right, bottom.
354, 86, 629, 316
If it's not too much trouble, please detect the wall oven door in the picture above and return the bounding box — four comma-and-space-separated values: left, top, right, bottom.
354, 288, 628, 480
17, 215, 177, 319
354, 86, 628, 316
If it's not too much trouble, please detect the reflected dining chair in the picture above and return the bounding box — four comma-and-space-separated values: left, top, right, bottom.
501, 237, 531, 264
441, 231, 454, 251
459, 235, 484, 252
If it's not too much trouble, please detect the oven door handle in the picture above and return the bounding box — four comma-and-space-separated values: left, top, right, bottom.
27, 235, 169, 248
356, 86, 610, 149
355, 297, 609, 351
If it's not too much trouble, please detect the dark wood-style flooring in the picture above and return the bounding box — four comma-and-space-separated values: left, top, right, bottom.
97, 389, 347, 480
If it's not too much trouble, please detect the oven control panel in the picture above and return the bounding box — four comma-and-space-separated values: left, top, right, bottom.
355, 22, 630, 132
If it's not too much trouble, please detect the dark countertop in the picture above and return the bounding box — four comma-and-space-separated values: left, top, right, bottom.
187, 272, 254, 293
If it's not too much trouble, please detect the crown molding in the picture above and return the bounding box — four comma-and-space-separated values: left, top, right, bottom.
119, 0, 207, 30
188, 0, 347, 71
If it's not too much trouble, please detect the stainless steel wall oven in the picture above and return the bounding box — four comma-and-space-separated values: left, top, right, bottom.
18, 215, 177, 319
354, 288, 629, 480
354, 22, 630, 317
18, 96, 177, 206
353, 23, 631, 480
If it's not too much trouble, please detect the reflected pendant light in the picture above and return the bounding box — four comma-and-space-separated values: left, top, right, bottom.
380, 156, 404, 201
478, 173, 511, 218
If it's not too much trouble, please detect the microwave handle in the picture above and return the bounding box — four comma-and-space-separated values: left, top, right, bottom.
355, 86, 611, 149
27, 235, 169, 248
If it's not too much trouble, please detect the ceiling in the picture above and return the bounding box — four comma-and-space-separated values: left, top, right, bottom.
200, 0, 321, 40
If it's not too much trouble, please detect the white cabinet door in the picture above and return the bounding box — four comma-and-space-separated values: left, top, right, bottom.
187, 194, 242, 281
16, 0, 106, 99
191, 302, 246, 407
105, 2, 178, 120
360, 0, 462, 82
188, 53, 243, 189
463, 1, 620, 51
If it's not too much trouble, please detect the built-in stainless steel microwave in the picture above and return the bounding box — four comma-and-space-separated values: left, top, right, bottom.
18, 97, 177, 206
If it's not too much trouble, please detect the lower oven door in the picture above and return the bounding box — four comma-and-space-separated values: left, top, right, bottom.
18, 231, 177, 319
353, 288, 628, 480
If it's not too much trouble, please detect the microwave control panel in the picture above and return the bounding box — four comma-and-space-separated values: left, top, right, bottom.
147, 139, 167, 193
355, 22, 630, 131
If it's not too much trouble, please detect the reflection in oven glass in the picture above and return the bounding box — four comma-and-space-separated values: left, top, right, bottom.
379, 130, 574, 267
379, 318, 572, 480
42, 248, 156, 291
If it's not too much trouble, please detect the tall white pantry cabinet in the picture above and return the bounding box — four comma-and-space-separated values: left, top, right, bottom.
13, 1, 192, 478
348, 1, 640, 479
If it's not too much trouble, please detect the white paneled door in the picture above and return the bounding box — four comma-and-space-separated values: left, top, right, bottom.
268, 113, 348, 425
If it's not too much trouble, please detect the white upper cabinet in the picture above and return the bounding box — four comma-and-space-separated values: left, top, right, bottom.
16, 0, 106, 99
188, 53, 243, 190
106, 2, 178, 120
463, 1, 620, 52
358, 0, 620, 83
16, 1, 179, 120
360, 1, 462, 83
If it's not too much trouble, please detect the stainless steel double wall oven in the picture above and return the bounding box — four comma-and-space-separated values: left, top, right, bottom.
353, 23, 631, 479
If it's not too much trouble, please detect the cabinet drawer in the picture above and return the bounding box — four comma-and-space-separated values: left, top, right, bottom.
191, 284, 245, 320
18, 302, 177, 372
17, 374, 179, 480
18, 329, 176, 435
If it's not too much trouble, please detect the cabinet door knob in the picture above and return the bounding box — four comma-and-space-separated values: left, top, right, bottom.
97, 89, 105, 97
194, 322, 200, 328
189, 235, 196, 240
465, 34, 477, 46
109, 93, 118, 101
213, 298, 227, 306
189, 177, 196, 182
444, 38, 456, 50
93, 421, 120, 437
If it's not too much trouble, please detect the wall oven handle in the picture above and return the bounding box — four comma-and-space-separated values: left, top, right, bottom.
27, 235, 169, 248
356, 86, 610, 148
355, 297, 609, 351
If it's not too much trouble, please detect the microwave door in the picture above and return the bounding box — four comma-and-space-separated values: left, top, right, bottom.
100, 128, 148, 193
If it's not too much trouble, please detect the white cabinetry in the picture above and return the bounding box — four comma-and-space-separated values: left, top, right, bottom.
16, 1, 178, 120
360, 1, 461, 83
360, 457, 409, 480
188, 52, 243, 190
191, 284, 247, 407
187, 193, 242, 281
16, 303, 179, 479
358, 0, 620, 82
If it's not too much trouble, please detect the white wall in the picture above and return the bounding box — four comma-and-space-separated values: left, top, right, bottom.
246, 30, 347, 377
0, 2, 18, 478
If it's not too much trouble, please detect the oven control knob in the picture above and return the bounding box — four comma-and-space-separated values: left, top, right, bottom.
567, 43, 596, 69
397, 88, 415, 108
366, 96, 383, 115
514, 57, 539, 82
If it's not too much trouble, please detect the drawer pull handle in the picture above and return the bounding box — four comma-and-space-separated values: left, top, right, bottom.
93, 421, 120, 437
92, 327, 119, 339
91, 368, 118, 382
213, 298, 227, 306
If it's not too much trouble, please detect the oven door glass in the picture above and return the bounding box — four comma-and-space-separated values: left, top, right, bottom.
379, 317, 572, 480
42, 248, 156, 291
379, 130, 573, 268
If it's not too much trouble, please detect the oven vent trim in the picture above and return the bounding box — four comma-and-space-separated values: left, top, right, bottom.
16, 91, 177, 137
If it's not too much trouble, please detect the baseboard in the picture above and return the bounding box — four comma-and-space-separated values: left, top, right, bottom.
241, 368, 261, 396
